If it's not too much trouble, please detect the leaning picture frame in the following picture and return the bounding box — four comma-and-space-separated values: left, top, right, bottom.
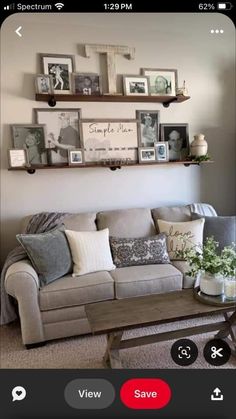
72, 73, 102, 95
123, 75, 150, 96
35, 108, 81, 165
68, 148, 85, 166
8, 149, 28, 168
40, 53, 75, 94
160, 123, 189, 161
155, 142, 169, 162
35, 74, 54, 95
136, 110, 160, 147
141, 68, 178, 96
138, 147, 156, 163
11, 124, 47, 166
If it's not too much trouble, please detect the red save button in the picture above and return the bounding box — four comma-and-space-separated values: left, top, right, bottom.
120, 378, 171, 409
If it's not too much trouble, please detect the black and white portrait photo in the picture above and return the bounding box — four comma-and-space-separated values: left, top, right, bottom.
142, 68, 178, 96
139, 147, 156, 163
35, 109, 81, 164
155, 142, 169, 162
160, 123, 189, 161
68, 149, 84, 165
123, 76, 149, 96
35, 74, 54, 94
73, 73, 102, 95
11, 125, 47, 165
41, 54, 75, 94
136, 110, 160, 147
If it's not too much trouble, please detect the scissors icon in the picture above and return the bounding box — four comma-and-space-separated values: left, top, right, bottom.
211, 346, 223, 359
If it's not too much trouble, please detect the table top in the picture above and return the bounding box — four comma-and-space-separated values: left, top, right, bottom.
85, 289, 236, 334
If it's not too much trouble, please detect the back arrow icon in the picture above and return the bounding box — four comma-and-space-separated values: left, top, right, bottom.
15, 26, 22, 37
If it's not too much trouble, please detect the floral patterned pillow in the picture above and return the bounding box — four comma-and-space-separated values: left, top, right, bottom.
109, 234, 170, 268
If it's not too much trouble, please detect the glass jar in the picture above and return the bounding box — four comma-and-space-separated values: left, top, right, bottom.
224, 277, 236, 300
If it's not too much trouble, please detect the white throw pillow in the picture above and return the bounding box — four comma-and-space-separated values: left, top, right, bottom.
65, 228, 116, 276
157, 218, 205, 260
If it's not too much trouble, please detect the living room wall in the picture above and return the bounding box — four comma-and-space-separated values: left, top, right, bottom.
1, 13, 235, 266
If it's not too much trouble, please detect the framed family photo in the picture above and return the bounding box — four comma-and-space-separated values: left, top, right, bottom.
72, 73, 102, 95
123, 76, 149, 96
35, 108, 81, 164
136, 110, 160, 147
35, 74, 54, 94
41, 54, 75, 94
160, 123, 189, 161
155, 142, 169, 162
68, 149, 85, 165
138, 147, 156, 163
11, 124, 47, 165
141, 68, 178, 96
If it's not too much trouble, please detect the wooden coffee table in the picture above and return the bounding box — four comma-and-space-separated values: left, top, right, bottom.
85, 289, 236, 368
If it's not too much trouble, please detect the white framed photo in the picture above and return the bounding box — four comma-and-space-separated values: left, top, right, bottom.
8, 149, 28, 168
155, 142, 169, 162
35, 74, 54, 94
138, 147, 156, 163
68, 149, 85, 165
123, 75, 149, 96
41, 54, 75, 94
141, 68, 178, 96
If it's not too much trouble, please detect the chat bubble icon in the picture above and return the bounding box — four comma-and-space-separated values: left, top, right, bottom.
12, 386, 26, 402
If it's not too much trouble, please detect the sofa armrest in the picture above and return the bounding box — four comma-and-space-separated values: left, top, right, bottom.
5, 260, 44, 345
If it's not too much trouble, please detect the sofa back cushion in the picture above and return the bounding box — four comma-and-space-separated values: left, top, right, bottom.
152, 205, 191, 233
21, 212, 97, 233
96, 208, 156, 238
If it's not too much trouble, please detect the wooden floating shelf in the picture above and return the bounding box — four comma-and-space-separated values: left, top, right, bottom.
35, 94, 190, 107
8, 160, 213, 174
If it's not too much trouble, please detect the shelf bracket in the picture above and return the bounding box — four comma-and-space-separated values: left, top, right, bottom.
48, 95, 57, 107
109, 166, 121, 171
27, 168, 36, 174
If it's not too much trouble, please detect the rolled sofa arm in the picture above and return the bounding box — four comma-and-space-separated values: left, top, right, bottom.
5, 260, 45, 345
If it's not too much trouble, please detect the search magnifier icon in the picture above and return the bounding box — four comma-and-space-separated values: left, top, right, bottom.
12, 386, 26, 402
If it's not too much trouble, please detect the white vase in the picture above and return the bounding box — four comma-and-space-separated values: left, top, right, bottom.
190, 134, 208, 157
200, 272, 224, 296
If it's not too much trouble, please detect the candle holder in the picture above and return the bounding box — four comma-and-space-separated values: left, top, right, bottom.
224, 277, 236, 300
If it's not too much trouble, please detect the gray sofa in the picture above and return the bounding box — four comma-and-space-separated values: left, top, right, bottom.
4, 204, 212, 347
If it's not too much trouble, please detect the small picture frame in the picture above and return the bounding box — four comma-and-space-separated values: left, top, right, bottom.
141, 68, 178, 96
68, 149, 85, 165
40, 53, 75, 94
138, 147, 156, 163
123, 75, 150, 96
35, 74, 54, 94
155, 142, 169, 162
72, 73, 102, 95
8, 149, 28, 168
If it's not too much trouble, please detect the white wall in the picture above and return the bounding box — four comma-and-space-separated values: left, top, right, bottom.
1, 13, 235, 265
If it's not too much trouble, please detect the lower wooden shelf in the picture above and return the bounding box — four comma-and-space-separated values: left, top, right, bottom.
8, 160, 213, 174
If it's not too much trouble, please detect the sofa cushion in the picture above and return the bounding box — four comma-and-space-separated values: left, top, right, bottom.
110, 234, 170, 268
191, 213, 236, 252
39, 271, 114, 311
65, 228, 115, 276
152, 205, 191, 232
63, 212, 97, 231
96, 208, 156, 237
110, 264, 182, 299
16, 226, 73, 286
157, 218, 205, 260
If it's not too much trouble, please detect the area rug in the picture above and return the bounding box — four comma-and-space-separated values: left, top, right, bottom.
1, 315, 235, 369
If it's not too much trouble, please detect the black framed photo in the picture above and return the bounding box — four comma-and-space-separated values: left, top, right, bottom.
141, 68, 178, 96
11, 124, 47, 165
41, 54, 75, 94
136, 110, 160, 147
138, 147, 156, 163
123, 76, 149, 96
160, 123, 189, 161
68, 149, 85, 165
72, 73, 102, 95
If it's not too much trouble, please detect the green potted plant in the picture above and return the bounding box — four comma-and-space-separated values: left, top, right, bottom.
175, 237, 236, 296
